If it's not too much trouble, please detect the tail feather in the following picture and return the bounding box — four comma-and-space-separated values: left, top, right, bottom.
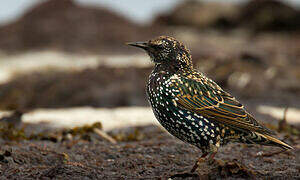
255, 132, 293, 150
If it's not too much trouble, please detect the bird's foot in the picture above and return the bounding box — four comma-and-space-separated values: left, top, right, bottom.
207, 152, 217, 165
208, 157, 217, 165
190, 153, 208, 173
190, 152, 217, 173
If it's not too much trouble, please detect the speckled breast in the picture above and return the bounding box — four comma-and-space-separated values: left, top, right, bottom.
146, 71, 222, 150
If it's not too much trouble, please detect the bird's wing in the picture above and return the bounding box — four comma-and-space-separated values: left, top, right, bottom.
170, 74, 275, 135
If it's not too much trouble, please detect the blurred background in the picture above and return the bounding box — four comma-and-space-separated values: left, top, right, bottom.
0, 0, 299, 130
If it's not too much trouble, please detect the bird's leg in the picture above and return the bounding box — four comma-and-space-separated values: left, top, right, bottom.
207, 152, 217, 165
190, 152, 208, 173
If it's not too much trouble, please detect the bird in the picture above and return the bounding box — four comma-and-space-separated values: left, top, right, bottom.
127, 36, 293, 172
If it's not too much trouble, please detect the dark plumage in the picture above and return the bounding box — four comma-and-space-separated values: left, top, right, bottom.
127, 36, 292, 172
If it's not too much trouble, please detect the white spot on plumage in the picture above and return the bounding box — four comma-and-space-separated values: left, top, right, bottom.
203, 118, 209, 123
199, 121, 203, 126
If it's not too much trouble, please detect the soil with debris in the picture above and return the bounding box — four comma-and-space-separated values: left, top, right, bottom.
0, 122, 299, 179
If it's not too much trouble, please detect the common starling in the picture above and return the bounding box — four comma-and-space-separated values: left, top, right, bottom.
127, 36, 292, 172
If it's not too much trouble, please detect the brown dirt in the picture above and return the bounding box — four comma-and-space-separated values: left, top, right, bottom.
0, 124, 299, 179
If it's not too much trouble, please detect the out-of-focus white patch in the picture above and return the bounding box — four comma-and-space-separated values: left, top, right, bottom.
0, 51, 150, 84
10, 107, 158, 131
257, 105, 300, 125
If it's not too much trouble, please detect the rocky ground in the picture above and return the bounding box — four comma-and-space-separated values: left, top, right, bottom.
0, 123, 299, 179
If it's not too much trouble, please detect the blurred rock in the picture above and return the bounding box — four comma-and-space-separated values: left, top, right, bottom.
154, 0, 300, 32
154, 0, 239, 30
0, 66, 151, 110
0, 53, 299, 110
239, 0, 300, 32
0, 0, 160, 54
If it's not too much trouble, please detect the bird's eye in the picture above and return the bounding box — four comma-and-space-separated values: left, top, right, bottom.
153, 44, 164, 50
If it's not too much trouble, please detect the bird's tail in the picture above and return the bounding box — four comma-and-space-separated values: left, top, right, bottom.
255, 132, 293, 150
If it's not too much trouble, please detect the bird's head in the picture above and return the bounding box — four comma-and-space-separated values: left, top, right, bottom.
127, 36, 193, 70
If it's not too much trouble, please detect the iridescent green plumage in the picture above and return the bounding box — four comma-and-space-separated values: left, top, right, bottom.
127, 36, 292, 172
172, 72, 275, 136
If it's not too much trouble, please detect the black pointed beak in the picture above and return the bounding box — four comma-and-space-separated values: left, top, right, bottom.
126, 41, 148, 50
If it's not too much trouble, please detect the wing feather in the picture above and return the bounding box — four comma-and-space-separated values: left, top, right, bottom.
172, 75, 275, 135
